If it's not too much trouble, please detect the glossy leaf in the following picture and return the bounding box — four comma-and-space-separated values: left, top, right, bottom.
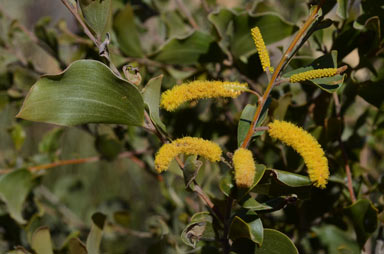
17, 60, 144, 126
143, 75, 166, 131
31, 227, 54, 254
255, 229, 297, 254
229, 211, 263, 245
79, 0, 111, 38
345, 199, 378, 247
86, 212, 106, 254
0, 169, 35, 224
151, 31, 215, 65
268, 169, 312, 187
242, 198, 273, 212
283, 51, 345, 93
113, 4, 144, 57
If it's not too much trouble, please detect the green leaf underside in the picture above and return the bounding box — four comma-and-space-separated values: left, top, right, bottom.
230, 213, 263, 245
209, 9, 298, 58
17, 60, 144, 126
143, 75, 166, 131
0, 169, 35, 224
113, 4, 144, 57
151, 31, 215, 65
79, 0, 111, 38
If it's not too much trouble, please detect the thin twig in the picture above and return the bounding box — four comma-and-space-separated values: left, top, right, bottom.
0, 150, 149, 174
333, 93, 356, 202
241, 2, 325, 148
60, 0, 99, 47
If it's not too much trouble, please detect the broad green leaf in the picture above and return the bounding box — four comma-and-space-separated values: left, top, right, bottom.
219, 170, 235, 197
232, 229, 298, 254
283, 51, 345, 93
0, 169, 35, 224
113, 4, 144, 57
209, 9, 298, 59
268, 169, 312, 187
242, 198, 273, 211
229, 212, 263, 245
86, 212, 106, 254
31, 227, 54, 254
143, 75, 166, 131
345, 199, 378, 248
312, 225, 360, 254
255, 229, 297, 254
271, 94, 291, 120
181, 212, 214, 247
252, 169, 312, 198
17, 60, 144, 126
79, 0, 111, 39
151, 31, 215, 65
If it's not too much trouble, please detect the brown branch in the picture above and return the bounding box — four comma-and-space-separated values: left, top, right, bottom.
0, 150, 148, 174
241, 3, 324, 148
333, 93, 356, 203
60, 0, 99, 47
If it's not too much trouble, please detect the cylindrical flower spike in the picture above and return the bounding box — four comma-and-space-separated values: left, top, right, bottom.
160, 81, 248, 111
268, 120, 329, 188
154, 137, 222, 173
289, 68, 338, 83
233, 148, 255, 188
251, 26, 273, 73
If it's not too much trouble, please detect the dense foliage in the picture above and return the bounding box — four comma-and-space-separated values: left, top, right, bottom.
0, 0, 383, 253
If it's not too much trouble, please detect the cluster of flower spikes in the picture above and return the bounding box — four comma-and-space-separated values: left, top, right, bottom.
233, 148, 256, 188
290, 68, 338, 83
267, 120, 329, 188
154, 137, 222, 173
251, 26, 274, 73
160, 81, 248, 111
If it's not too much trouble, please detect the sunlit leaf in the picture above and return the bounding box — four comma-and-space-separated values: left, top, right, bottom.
17, 60, 144, 126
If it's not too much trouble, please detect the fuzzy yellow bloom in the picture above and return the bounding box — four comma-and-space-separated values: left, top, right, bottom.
268, 120, 329, 188
154, 137, 222, 173
290, 68, 338, 83
233, 148, 255, 188
160, 81, 248, 111
251, 26, 273, 73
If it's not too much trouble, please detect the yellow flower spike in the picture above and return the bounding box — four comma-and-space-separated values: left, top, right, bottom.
251, 26, 273, 73
267, 120, 329, 188
233, 148, 255, 188
290, 68, 338, 83
160, 80, 248, 111
154, 137, 222, 173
